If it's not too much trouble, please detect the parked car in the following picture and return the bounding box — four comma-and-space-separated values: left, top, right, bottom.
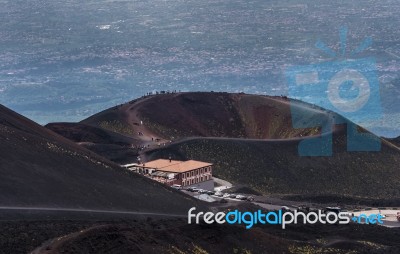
207, 190, 215, 195
340, 210, 353, 218
223, 193, 235, 198
235, 195, 247, 200
198, 189, 208, 194
246, 196, 255, 201
187, 187, 198, 192
297, 206, 310, 213
325, 207, 341, 214
171, 184, 182, 190
214, 191, 223, 197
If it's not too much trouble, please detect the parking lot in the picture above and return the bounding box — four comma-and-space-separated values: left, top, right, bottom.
177, 186, 254, 203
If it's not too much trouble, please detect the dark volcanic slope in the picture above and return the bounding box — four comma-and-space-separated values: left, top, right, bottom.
45, 122, 140, 146
45, 122, 141, 163
55, 92, 400, 199
145, 135, 400, 199
81, 92, 324, 140
52, 92, 328, 163
0, 104, 199, 213
27, 219, 400, 254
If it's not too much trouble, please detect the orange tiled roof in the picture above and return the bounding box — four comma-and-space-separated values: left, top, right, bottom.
139, 159, 212, 173
139, 159, 182, 169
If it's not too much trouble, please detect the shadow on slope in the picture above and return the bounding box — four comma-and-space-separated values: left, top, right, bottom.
45, 122, 141, 163
0, 104, 201, 214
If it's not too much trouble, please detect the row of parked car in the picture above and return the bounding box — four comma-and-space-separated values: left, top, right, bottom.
186, 187, 215, 195
184, 186, 254, 201
216, 192, 255, 201
171, 185, 255, 201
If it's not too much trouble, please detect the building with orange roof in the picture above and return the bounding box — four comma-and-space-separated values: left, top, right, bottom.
124, 158, 213, 190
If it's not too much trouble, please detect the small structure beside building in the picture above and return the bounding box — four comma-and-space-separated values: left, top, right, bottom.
123, 159, 213, 190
